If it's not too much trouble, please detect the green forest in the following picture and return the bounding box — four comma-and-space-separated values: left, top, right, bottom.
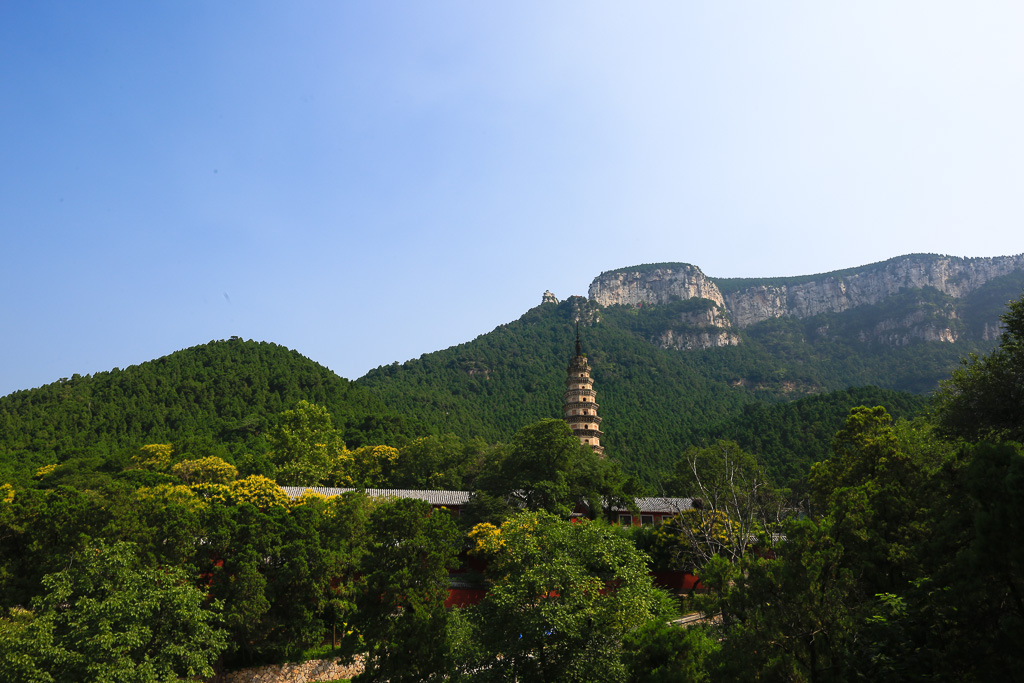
1, 281, 1023, 681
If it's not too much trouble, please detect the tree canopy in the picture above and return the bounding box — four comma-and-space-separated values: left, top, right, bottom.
0, 540, 226, 683
459, 511, 666, 682
469, 419, 634, 523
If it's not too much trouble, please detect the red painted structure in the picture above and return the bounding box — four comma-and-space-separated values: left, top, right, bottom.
444, 588, 489, 608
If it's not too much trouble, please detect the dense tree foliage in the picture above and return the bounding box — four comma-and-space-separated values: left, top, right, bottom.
0, 471, 374, 671
621, 619, 719, 683
469, 419, 635, 523
457, 512, 667, 682
352, 498, 462, 682
682, 405, 1024, 680
388, 434, 489, 490
808, 407, 935, 593
705, 386, 928, 485
0, 540, 226, 683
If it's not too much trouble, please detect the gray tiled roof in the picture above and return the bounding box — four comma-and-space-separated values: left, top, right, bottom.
612, 497, 694, 514
278, 487, 689, 515
280, 486, 471, 506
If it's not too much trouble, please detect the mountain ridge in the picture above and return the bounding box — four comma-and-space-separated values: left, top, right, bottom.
587, 252, 1024, 351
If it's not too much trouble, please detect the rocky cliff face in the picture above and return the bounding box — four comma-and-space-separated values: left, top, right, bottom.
656, 327, 740, 351
588, 264, 727, 308
721, 254, 1024, 328
855, 307, 960, 346
589, 254, 1024, 350
587, 265, 733, 350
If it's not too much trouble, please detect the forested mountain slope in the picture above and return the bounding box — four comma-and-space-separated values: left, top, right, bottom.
0, 339, 425, 481
357, 297, 933, 480
705, 386, 928, 484
360, 297, 753, 477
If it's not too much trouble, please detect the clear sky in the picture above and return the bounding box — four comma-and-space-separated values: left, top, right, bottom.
2, 2, 1023, 397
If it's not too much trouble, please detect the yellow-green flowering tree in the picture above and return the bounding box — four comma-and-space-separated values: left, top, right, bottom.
171, 456, 238, 484
135, 483, 205, 510
34, 464, 57, 480
651, 508, 746, 572
132, 443, 175, 471
228, 475, 289, 510
267, 401, 349, 485
347, 445, 400, 488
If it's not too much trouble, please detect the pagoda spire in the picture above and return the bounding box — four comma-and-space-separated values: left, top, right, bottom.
563, 323, 604, 456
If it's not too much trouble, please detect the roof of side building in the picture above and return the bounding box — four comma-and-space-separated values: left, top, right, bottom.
279, 487, 690, 515
280, 486, 472, 506
614, 496, 694, 514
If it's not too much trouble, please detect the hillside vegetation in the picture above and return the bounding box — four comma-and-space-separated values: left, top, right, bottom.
358, 291, 978, 480
0, 339, 426, 484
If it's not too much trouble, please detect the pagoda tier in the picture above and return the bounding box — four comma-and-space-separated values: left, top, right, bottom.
565, 414, 603, 428
563, 388, 597, 399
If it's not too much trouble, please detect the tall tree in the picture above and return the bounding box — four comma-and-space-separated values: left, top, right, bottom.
809, 406, 931, 594
661, 440, 782, 570
462, 511, 665, 683
202, 500, 338, 667
353, 497, 462, 682
472, 419, 633, 522
934, 292, 1024, 442
697, 518, 858, 683
266, 401, 349, 485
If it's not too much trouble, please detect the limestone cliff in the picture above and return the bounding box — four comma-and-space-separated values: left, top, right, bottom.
656, 327, 740, 351
857, 308, 959, 346
719, 254, 1024, 328
589, 254, 1024, 350
587, 265, 733, 350
589, 264, 726, 308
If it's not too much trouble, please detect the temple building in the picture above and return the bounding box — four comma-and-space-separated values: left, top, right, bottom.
563, 324, 604, 456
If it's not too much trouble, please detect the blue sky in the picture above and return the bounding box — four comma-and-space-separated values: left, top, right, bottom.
2, 2, 1023, 396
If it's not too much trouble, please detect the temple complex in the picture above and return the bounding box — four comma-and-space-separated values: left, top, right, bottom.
563, 324, 604, 456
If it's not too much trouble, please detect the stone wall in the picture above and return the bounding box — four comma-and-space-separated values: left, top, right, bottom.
210, 656, 364, 683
